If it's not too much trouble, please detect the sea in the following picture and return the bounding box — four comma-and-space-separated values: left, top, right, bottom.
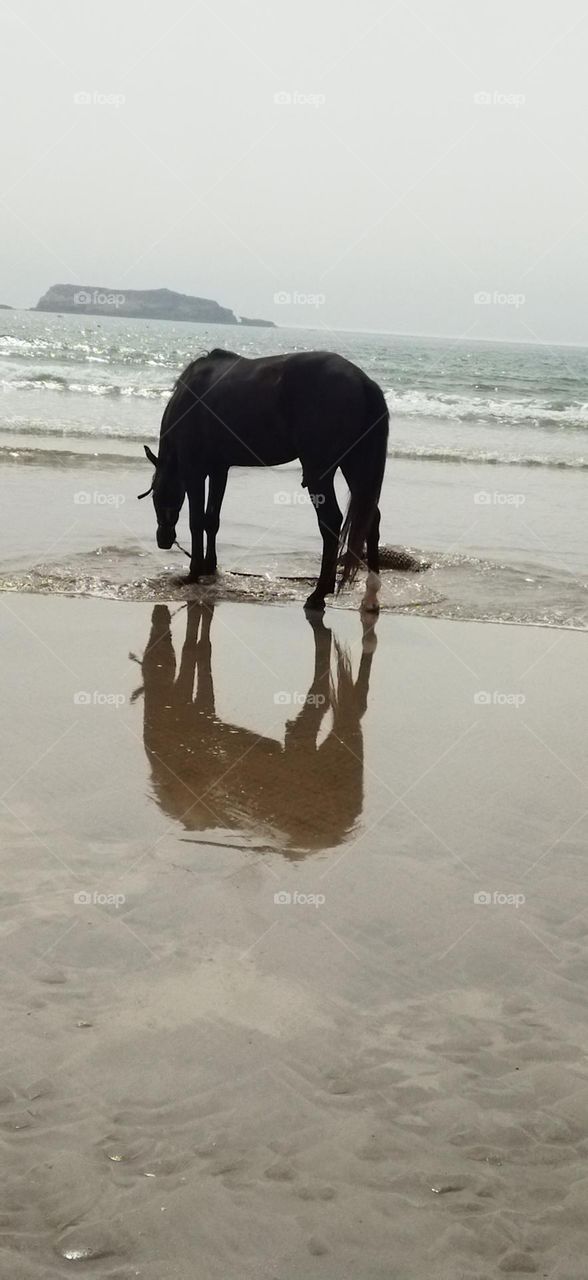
1, 310, 587, 628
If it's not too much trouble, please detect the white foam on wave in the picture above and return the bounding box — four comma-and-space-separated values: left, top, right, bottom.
5, 371, 588, 431
385, 387, 588, 429
0, 376, 169, 398
388, 445, 588, 470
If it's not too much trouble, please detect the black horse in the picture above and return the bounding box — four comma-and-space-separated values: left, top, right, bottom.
139, 349, 389, 610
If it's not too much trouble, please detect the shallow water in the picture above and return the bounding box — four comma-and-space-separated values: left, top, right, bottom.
1, 311, 586, 628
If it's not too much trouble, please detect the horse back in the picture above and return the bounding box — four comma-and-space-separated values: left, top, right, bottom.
162, 349, 377, 468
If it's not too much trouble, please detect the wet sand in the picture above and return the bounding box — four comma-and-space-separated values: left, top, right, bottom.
1, 595, 588, 1279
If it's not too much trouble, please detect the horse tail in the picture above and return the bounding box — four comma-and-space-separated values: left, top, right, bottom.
337, 378, 389, 592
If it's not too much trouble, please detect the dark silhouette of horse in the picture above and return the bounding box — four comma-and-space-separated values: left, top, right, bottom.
131, 603, 377, 855
138, 350, 389, 610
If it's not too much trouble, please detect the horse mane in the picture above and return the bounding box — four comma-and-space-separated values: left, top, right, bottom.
171, 348, 239, 392
207, 348, 239, 360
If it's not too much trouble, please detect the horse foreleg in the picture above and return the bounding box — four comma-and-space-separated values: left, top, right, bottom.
304, 473, 342, 612
186, 474, 206, 581
203, 468, 228, 575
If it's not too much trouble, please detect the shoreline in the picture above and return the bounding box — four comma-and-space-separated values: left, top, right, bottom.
1, 584, 586, 634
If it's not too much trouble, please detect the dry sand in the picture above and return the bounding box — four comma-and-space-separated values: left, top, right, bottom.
0, 594, 587, 1279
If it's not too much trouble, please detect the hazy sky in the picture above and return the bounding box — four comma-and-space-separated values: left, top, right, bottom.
1, 0, 587, 342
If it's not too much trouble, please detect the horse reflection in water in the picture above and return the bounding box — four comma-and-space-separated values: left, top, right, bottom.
133, 603, 377, 855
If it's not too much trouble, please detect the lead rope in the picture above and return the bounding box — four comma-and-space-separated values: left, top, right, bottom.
174, 539, 191, 558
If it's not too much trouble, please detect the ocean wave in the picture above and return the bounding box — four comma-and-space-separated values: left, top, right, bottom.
0, 420, 150, 442
0, 375, 170, 398
0, 334, 198, 369
389, 446, 588, 470
0, 445, 141, 467
384, 387, 588, 430
4, 368, 588, 431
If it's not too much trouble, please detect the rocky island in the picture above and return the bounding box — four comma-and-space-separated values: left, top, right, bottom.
34, 284, 275, 327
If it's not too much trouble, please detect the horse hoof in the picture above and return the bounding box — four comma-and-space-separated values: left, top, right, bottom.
361, 570, 381, 613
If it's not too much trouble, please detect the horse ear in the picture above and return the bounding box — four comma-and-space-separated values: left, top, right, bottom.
144, 445, 159, 467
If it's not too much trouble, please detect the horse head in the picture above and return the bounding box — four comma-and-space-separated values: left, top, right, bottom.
138, 444, 185, 550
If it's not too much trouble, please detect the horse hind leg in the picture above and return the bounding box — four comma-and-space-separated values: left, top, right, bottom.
362, 507, 381, 612
340, 459, 381, 611
366, 506, 381, 573
303, 471, 342, 612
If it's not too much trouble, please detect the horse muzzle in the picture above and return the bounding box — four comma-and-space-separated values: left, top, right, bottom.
156, 526, 176, 550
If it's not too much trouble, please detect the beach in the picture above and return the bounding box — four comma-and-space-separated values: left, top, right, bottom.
1, 593, 587, 1279
2, 0, 588, 1271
